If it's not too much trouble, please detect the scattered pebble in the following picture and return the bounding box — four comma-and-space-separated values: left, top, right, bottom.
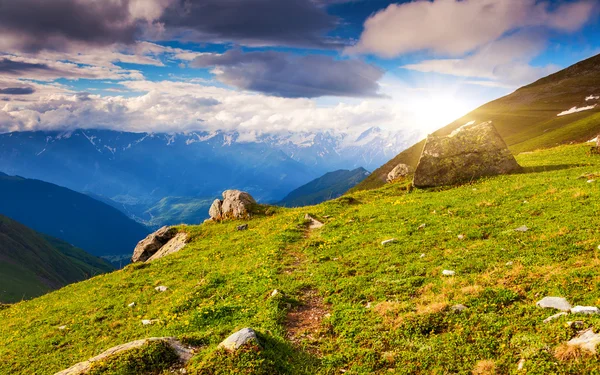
536, 297, 572, 311
420, 253, 426, 258
128, 302, 135, 308
381, 239, 397, 246
587, 179, 595, 183
517, 359, 525, 371
523, 200, 528, 204
505, 261, 514, 266
270, 289, 279, 297
58, 325, 67, 330
451, 304, 467, 312
442, 270, 456, 276
236, 224, 249, 231
543, 312, 568, 323
365, 302, 372, 309
514, 225, 529, 232
418, 223, 426, 230
155, 286, 168, 292
571, 306, 600, 315
457, 234, 465, 240
141, 319, 159, 325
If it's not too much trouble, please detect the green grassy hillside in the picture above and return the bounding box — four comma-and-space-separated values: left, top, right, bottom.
353, 53, 600, 192
2, 143, 600, 374
0, 215, 114, 303
279, 167, 370, 207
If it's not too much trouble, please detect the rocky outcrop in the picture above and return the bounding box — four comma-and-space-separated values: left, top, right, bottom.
209, 190, 257, 221
55, 337, 194, 375
131, 226, 188, 263
413, 121, 521, 187
305, 214, 324, 229
387, 163, 411, 182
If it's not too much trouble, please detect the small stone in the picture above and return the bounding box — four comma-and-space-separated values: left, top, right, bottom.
155, 286, 168, 292
457, 234, 465, 240
523, 200, 528, 204
420, 253, 426, 258
442, 270, 456, 276
58, 325, 67, 330
270, 289, 279, 297
128, 302, 135, 308
324, 313, 331, 318
305, 214, 324, 229
536, 297, 572, 311
571, 306, 600, 315
218, 328, 258, 351
141, 319, 159, 325
381, 239, 397, 246
505, 261, 513, 266
418, 223, 426, 230
566, 328, 600, 354
514, 225, 529, 232
451, 304, 467, 312
365, 302, 372, 309
587, 179, 595, 183
237, 224, 249, 231
543, 312, 568, 323
517, 359, 525, 371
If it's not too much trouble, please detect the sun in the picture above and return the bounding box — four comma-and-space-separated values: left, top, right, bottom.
412, 93, 473, 135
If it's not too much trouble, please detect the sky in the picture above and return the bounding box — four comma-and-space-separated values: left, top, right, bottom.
0, 0, 599, 139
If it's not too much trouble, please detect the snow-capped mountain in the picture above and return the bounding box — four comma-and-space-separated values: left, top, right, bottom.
0, 127, 414, 214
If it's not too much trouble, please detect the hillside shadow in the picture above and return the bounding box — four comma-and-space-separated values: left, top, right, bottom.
519, 164, 584, 174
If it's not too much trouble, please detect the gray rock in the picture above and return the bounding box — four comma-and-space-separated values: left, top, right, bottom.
387, 163, 412, 182
155, 286, 168, 292
237, 224, 249, 231
218, 328, 259, 351
451, 304, 467, 312
147, 232, 188, 262
381, 238, 396, 246
305, 214, 324, 229
442, 270, 456, 276
514, 225, 529, 232
131, 226, 179, 263
566, 328, 600, 354
571, 306, 600, 315
55, 337, 193, 375
413, 121, 521, 187
536, 297, 572, 311
543, 312, 568, 323
209, 190, 257, 221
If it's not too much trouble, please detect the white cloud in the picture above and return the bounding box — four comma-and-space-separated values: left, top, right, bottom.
401, 32, 560, 87
348, 0, 596, 57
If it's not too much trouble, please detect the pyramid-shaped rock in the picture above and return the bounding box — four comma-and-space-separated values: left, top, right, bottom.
413, 121, 521, 187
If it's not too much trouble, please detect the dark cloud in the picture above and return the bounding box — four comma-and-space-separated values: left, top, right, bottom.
0, 58, 53, 74
0, 0, 137, 52
160, 0, 339, 48
192, 50, 383, 98
0, 87, 35, 95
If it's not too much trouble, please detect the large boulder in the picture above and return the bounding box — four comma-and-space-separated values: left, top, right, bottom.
55, 337, 193, 375
413, 121, 521, 187
131, 226, 188, 263
387, 163, 412, 182
209, 190, 257, 221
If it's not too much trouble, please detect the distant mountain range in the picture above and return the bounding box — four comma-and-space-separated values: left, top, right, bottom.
0, 128, 411, 226
0, 214, 114, 303
354, 53, 600, 192
0, 173, 149, 258
278, 167, 370, 207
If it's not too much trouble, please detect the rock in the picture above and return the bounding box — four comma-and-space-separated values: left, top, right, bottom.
381, 239, 396, 246
457, 234, 465, 240
418, 223, 426, 230
128, 302, 135, 308
514, 225, 529, 232
58, 325, 67, 330
270, 289, 279, 297
568, 321, 585, 330
566, 328, 600, 354
55, 337, 193, 375
209, 190, 257, 221
517, 359, 525, 371
155, 286, 168, 292
451, 304, 467, 312
571, 306, 600, 315
131, 226, 179, 263
141, 319, 159, 325
543, 312, 568, 323
536, 297, 572, 311
413, 121, 521, 187
218, 328, 259, 351
442, 270, 456, 276
420, 253, 426, 258
237, 224, 249, 231
305, 214, 324, 229
505, 261, 513, 266
387, 163, 412, 182
147, 232, 188, 262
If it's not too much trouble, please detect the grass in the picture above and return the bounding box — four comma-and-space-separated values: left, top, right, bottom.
2, 143, 600, 374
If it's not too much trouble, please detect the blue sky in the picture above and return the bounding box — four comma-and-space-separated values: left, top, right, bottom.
0, 0, 599, 139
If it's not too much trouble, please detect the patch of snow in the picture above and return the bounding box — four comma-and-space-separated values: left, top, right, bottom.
586, 95, 600, 101
36, 148, 46, 156
557, 105, 596, 117
103, 145, 116, 154
165, 134, 176, 146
